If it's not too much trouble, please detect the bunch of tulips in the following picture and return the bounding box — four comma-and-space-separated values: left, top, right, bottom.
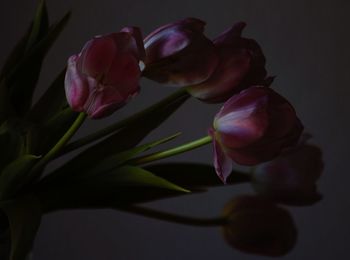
0, 1, 323, 259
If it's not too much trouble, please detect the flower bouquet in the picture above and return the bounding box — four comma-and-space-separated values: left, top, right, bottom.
0, 1, 323, 259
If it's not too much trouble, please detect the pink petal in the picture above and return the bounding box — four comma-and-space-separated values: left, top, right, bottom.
210, 129, 233, 183
78, 36, 117, 78
121, 26, 146, 61
64, 55, 89, 112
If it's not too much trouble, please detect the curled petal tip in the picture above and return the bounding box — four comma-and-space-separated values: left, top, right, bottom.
232, 21, 247, 36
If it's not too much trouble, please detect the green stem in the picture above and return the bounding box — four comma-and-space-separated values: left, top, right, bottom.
116, 205, 228, 227
60, 88, 189, 155
131, 135, 212, 165
28, 112, 86, 181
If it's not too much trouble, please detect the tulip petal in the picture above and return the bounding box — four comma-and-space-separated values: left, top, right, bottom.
85, 82, 139, 119
210, 129, 232, 183
121, 26, 146, 60
214, 22, 246, 45
143, 18, 218, 86
64, 55, 89, 112
78, 36, 117, 78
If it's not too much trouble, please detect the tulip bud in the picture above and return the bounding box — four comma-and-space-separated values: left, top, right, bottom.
210, 86, 303, 183
252, 138, 323, 206
65, 28, 145, 119
143, 18, 219, 86
222, 195, 297, 257
188, 22, 267, 103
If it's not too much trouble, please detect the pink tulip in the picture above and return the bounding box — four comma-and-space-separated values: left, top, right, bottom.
143, 18, 219, 86
65, 27, 144, 119
210, 86, 303, 183
188, 22, 267, 103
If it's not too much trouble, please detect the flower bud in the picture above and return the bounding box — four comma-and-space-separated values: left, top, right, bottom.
65, 28, 145, 119
222, 195, 297, 257
143, 18, 219, 86
210, 86, 303, 183
252, 138, 323, 206
188, 22, 267, 103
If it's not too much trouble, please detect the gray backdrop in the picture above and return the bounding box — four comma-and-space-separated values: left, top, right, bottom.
0, 0, 349, 259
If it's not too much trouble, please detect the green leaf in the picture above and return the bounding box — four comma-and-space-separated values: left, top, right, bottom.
28, 68, 67, 124
28, 107, 78, 155
0, 195, 42, 260
35, 165, 189, 212
145, 162, 251, 188
27, 69, 78, 155
0, 155, 40, 200
0, 1, 49, 122
42, 92, 189, 185
6, 12, 71, 116
0, 0, 49, 80
24, 0, 49, 52
86, 132, 181, 178
98, 166, 189, 192
74, 90, 188, 161
35, 163, 249, 212
0, 122, 26, 171
0, 80, 14, 124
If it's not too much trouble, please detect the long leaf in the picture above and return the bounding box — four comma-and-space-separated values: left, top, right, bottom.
0, 155, 40, 200
24, 0, 49, 52
7, 12, 70, 116
0, 0, 49, 122
41, 92, 189, 184
28, 68, 68, 124
0, 80, 14, 124
35, 164, 250, 212
82, 132, 181, 179
0, 1, 48, 80
145, 162, 251, 188
0, 195, 42, 260
35, 165, 189, 212
0, 122, 26, 172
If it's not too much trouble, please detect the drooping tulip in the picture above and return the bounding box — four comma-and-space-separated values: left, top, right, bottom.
222, 195, 297, 257
188, 22, 267, 103
210, 86, 303, 183
142, 18, 219, 86
252, 137, 323, 206
65, 27, 144, 119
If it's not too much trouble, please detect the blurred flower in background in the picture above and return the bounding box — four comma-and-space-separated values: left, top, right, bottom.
252, 135, 323, 206
221, 195, 297, 257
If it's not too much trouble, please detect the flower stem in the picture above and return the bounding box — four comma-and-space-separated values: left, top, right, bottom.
131, 135, 212, 165
28, 112, 86, 181
116, 205, 228, 227
60, 88, 190, 156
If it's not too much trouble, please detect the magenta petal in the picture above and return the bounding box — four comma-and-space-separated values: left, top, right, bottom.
64, 55, 89, 112
103, 52, 140, 87
79, 36, 117, 78
210, 130, 233, 183
121, 26, 146, 60
214, 22, 246, 45
85, 83, 139, 119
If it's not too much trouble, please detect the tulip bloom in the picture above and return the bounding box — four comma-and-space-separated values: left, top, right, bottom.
210, 86, 303, 183
65, 27, 144, 119
143, 18, 218, 86
188, 22, 267, 103
222, 195, 297, 257
252, 138, 323, 206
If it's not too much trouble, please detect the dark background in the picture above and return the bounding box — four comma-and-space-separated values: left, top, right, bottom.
1, 0, 349, 259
